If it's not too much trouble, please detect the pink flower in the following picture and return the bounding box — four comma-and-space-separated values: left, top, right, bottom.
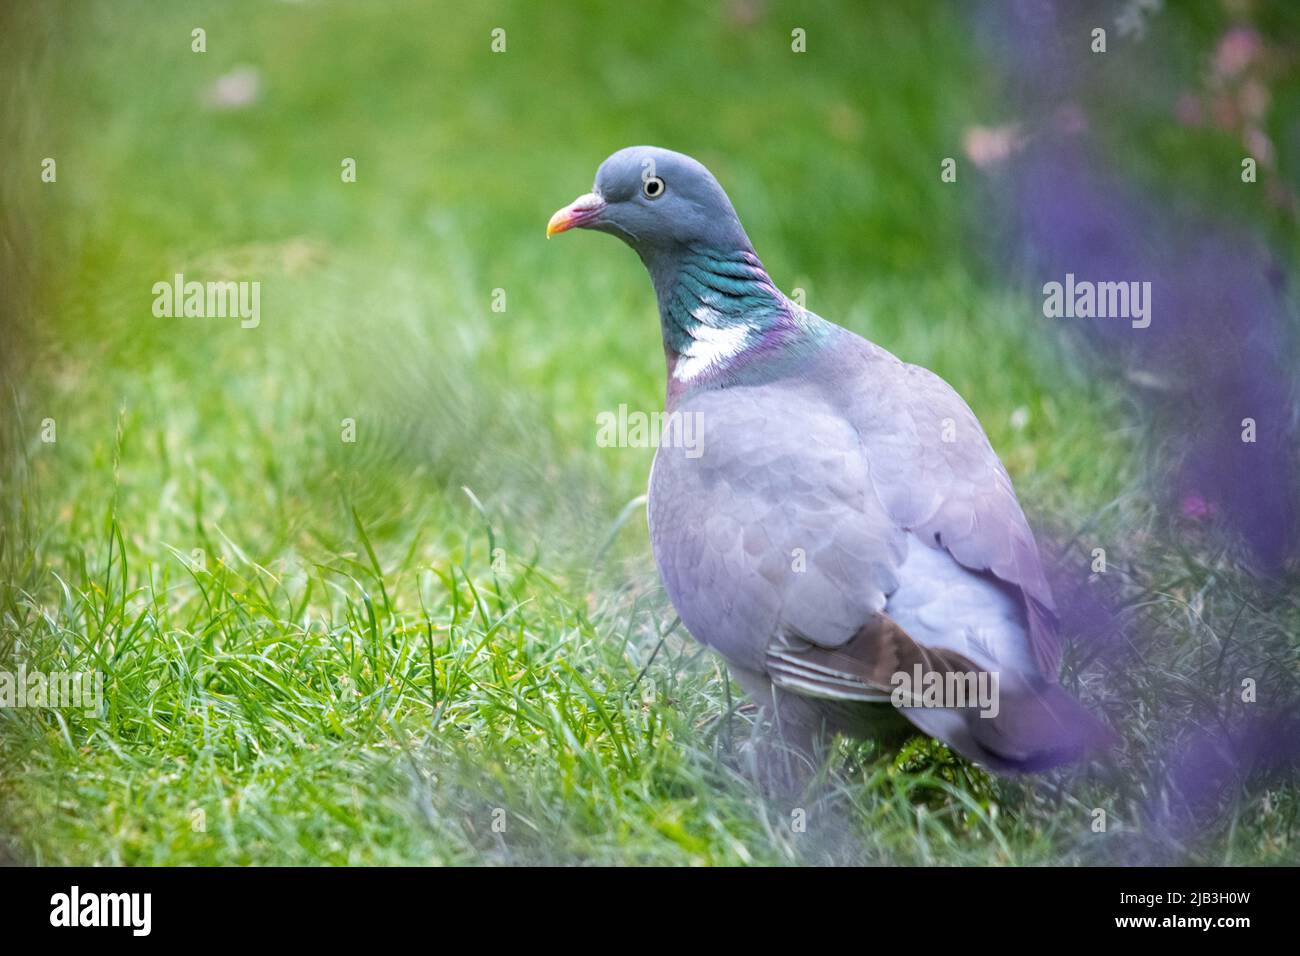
1214, 27, 1261, 80
1244, 127, 1275, 169
1181, 494, 1216, 520
1238, 79, 1270, 121
962, 124, 1024, 169
1210, 92, 1239, 131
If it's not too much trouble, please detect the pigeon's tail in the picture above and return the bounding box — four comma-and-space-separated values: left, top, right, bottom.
767, 613, 1116, 775
904, 676, 1117, 774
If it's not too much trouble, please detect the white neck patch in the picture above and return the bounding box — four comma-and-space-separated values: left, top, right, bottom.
673, 313, 753, 382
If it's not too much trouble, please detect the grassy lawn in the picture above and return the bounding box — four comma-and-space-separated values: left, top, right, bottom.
1, 0, 1297, 865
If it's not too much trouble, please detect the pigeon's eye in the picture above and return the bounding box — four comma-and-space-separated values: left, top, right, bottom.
642, 176, 666, 199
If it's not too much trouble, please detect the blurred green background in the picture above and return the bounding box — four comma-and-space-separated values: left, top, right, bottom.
0, 0, 1296, 865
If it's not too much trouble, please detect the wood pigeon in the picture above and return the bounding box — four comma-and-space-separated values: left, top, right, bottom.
549, 146, 1113, 774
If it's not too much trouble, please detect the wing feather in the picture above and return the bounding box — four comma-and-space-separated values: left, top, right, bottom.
836, 337, 1062, 677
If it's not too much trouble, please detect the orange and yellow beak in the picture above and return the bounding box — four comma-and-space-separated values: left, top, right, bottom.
546, 192, 606, 237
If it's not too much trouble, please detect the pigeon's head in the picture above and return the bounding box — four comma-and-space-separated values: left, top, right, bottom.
547, 146, 752, 257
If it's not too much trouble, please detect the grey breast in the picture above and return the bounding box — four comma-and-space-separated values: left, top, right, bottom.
647, 376, 904, 673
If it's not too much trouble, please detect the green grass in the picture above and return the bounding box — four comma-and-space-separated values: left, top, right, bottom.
1, 0, 1298, 865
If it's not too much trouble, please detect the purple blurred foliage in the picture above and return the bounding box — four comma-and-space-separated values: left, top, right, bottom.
1041, 542, 1129, 670
1158, 711, 1300, 838
1009, 144, 1297, 570
969, 1, 1299, 571
967, 1, 1300, 844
